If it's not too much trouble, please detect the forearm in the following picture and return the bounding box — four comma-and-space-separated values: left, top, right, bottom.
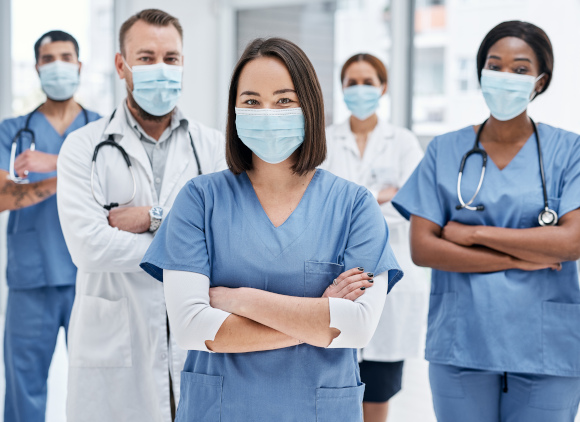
413, 235, 516, 273
207, 315, 300, 353
228, 289, 339, 348
473, 225, 580, 263
0, 175, 56, 212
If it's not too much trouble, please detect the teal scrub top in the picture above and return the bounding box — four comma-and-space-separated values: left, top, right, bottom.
0, 108, 101, 289
141, 169, 402, 421
392, 123, 580, 377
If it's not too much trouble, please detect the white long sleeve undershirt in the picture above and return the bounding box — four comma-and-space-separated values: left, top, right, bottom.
163, 269, 389, 351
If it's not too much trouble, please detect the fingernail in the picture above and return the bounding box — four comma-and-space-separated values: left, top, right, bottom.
358, 267, 364, 271
360, 287, 366, 290
367, 273, 374, 277
369, 279, 374, 283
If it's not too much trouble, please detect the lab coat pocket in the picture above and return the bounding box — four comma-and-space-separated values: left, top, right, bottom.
69, 296, 132, 368
425, 293, 456, 360
315, 384, 364, 422
304, 261, 345, 298
7, 230, 45, 288
542, 301, 580, 375
176, 372, 223, 422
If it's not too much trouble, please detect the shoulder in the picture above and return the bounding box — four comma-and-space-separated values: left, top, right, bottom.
60, 117, 108, 155
187, 119, 224, 143
85, 109, 102, 122
188, 169, 239, 196
316, 168, 373, 205
325, 119, 350, 139
0, 115, 28, 136
538, 123, 580, 147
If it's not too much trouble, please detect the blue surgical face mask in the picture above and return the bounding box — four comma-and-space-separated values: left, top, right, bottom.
235, 107, 305, 164
38, 61, 80, 101
480, 69, 544, 121
343, 84, 383, 120
125, 59, 183, 116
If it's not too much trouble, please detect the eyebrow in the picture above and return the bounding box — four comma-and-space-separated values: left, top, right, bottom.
273, 88, 296, 95
136, 49, 155, 55
488, 54, 532, 63
240, 91, 260, 97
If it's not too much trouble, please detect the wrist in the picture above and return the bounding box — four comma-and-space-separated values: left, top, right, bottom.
470, 225, 485, 246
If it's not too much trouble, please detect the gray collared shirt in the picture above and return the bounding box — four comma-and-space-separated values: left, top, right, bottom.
123, 101, 188, 197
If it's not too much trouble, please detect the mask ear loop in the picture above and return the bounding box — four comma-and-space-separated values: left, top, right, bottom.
530, 73, 545, 101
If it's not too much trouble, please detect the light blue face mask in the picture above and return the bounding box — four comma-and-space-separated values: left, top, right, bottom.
38, 61, 80, 101
480, 69, 544, 121
235, 107, 305, 164
125, 59, 183, 116
343, 84, 383, 120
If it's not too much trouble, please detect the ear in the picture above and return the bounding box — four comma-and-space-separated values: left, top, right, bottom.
535, 74, 547, 94
115, 53, 127, 80
78, 61, 83, 73
381, 83, 388, 96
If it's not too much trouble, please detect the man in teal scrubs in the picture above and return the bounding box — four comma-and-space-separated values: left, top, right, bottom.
0, 30, 100, 422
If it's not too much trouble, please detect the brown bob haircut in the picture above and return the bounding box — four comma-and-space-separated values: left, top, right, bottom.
119, 9, 183, 56
477, 21, 554, 97
340, 53, 388, 85
226, 38, 326, 176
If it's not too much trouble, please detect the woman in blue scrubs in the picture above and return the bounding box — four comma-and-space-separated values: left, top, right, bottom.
392, 21, 580, 421
141, 37, 402, 421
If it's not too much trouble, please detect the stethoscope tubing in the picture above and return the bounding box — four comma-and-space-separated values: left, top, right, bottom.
91, 109, 202, 211
456, 117, 558, 225
8, 104, 89, 184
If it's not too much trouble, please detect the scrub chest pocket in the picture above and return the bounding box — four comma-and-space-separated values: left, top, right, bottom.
176, 372, 223, 422
316, 384, 365, 422
304, 261, 345, 298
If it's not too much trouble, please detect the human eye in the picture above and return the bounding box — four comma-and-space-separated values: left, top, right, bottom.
138, 56, 151, 63
514, 66, 530, 74
486, 64, 500, 71
277, 98, 294, 105
165, 57, 178, 64
244, 99, 259, 105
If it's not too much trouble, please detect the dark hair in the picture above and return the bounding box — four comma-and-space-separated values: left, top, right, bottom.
34, 30, 79, 63
226, 38, 326, 176
340, 53, 388, 85
119, 9, 183, 56
477, 21, 554, 96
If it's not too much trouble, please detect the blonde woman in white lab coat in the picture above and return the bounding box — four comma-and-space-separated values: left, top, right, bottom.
321, 53, 429, 422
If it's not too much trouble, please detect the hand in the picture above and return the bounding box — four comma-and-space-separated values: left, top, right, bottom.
14, 150, 58, 177
322, 267, 374, 301
108, 206, 151, 233
377, 186, 398, 205
441, 221, 478, 246
513, 258, 562, 272
209, 286, 237, 313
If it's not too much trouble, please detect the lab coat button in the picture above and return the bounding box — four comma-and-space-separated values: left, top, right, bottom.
161, 353, 167, 360
155, 177, 161, 184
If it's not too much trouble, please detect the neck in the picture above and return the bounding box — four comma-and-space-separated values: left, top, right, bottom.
126, 99, 172, 141
484, 112, 533, 144
39, 98, 80, 119
349, 113, 378, 134
247, 153, 311, 192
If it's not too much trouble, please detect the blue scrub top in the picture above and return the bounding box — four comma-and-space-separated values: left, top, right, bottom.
392, 123, 580, 377
0, 108, 101, 289
141, 169, 402, 421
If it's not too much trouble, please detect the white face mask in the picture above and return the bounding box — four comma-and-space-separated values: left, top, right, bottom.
480, 69, 545, 121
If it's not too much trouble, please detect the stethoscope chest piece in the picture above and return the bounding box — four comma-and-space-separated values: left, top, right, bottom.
539, 208, 558, 226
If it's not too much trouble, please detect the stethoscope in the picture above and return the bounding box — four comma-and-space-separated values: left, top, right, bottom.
456, 118, 558, 227
91, 110, 203, 211
8, 104, 89, 184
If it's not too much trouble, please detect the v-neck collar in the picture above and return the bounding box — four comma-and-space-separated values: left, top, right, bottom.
471, 124, 539, 172
238, 170, 321, 257
36, 109, 85, 138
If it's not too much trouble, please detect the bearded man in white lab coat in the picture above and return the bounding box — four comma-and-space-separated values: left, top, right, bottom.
57, 9, 226, 422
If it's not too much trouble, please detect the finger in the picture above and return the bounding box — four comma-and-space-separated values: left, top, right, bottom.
334, 267, 365, 285
336, 272, 373, 294
344, 287, 367, 301
340, 279, 373, 296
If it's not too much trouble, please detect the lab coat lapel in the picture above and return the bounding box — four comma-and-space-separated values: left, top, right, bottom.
362, 120, 394, 166
104, 103, 154, 185
334, 120, 360, 159
158, 131, 190, 206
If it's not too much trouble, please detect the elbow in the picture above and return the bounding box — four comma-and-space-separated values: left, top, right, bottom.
410, 246, 431, 268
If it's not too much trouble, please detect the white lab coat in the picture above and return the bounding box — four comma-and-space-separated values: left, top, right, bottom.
322, 118, 429, 362
57, 103, 226, 422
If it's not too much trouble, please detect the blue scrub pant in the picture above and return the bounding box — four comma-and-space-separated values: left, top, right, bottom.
4, 285, 75, 422
429, 363, 580, 422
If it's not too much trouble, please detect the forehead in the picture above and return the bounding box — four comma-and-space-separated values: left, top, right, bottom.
237, 56, 294, 92
344, 61, 378, 78
38, 40, 77, 57
487, 36, 537, 61
124, 20, 183, 54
